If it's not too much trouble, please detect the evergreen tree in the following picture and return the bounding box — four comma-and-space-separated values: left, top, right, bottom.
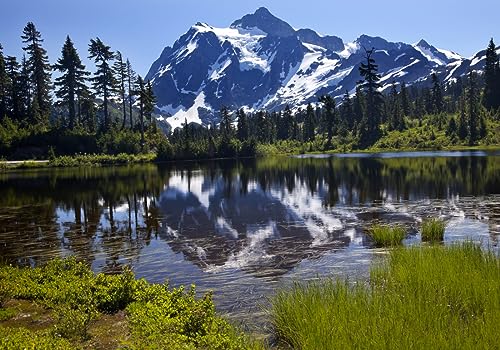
136, 75, 146, 148
144, 80, 156, 125
126, 59, 136, 129
219, 106, 233, 142
319, 95, 336, 147
431, 73, 444, 114
236, 108, 249, 141
447, 116, 458, 141
352, 86, 364, 129
113, 51, 127, 129
255, 111, 267, 142
280, 105, 293, 140
18, 56, 31, 120
88, 37, 115, 131
5, 56, 22, 121
482, 39, 500, 110
0, 44, 8, 120
53, 36, 89, 129
303, 103, 315, 142
389, 83, 405, 131
21, 22, 52, 125
458, 94, 468, 140
357, 48, 382, 147
400, 81, 410, 116
78, 87, 96, 132
340, 91, 353, 127
467, 71, 480, 145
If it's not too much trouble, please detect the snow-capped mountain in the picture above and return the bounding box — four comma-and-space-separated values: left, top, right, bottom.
146, 7, 492, 130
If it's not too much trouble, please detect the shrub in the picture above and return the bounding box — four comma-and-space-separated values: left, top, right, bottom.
421, 218, 446, 242
0, 258, 263, 349
368, 224, 406, 247
0, 327, 72, 349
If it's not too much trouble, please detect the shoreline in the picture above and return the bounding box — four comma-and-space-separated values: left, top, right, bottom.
1, 144, 499, 170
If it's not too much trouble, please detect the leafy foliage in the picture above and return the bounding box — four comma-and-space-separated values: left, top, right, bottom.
0, 258, 263, 349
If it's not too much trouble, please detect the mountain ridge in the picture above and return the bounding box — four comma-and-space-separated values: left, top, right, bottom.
146, 7, 494, 130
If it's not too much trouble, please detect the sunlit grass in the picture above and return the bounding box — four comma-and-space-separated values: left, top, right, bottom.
368, 224, 406, 247
421, 217, 446, 242
271, 243, 500, 349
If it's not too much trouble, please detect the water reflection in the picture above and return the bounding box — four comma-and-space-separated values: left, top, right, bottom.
0, 153, 499, 321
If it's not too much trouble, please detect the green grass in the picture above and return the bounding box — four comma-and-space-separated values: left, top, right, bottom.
271, 243, 500, 350
421, 218, 446, 242
0, 258, 264, 349
49, 153, 156, 167
367, 224, 406, 247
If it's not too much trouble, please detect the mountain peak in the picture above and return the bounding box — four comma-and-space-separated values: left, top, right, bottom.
416, 39, 432, 48
231, 7, 295, 37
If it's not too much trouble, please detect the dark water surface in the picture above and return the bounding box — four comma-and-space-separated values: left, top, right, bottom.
1, 151, 499, 329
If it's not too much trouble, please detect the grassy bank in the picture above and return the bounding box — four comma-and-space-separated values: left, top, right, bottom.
0, 153, 157, 170
0, 258, 263, 349
271, 243, 500, 349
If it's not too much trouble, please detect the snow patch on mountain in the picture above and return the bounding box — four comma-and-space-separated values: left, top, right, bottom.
194, 23, 271, 73
162, 92, 210, 130
413, 45, 446, 66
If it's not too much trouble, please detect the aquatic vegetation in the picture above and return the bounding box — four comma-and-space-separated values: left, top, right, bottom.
271, 243, 500, 349
368, 224, 406, 247
421, 217, 446, 242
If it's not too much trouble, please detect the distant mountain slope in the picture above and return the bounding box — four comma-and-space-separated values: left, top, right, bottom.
145, 7, 494, 130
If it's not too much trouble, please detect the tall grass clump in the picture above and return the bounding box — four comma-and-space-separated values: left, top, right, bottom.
271, 243, 500, 349
421, 217, 446, 242
368, 224, 406, 247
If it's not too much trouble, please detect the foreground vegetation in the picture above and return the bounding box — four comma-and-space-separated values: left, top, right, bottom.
271, 243, 500, 349
367, 224, 406, 247
0, 258, 263, 349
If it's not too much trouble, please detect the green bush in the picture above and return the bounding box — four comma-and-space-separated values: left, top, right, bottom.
0, 258, 263, 349
54, 305, 95, 341
421, 218, 446, 242
368, 224, 406, 247
0, 327, 73, 349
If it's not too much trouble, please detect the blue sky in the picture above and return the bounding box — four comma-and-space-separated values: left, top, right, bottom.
1, 0, 498, 76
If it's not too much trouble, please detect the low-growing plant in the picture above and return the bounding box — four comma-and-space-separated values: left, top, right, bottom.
0, 327, 73, 349
0, 257, 264, 349
53, 305, 96, 340
421, 217, 446, 242
368, 224, 406, 247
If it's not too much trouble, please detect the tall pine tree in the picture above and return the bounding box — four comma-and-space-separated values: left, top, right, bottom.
482, 39, 500, 110
236, 108, 249, 141
467, 71, 480, 145
357, 48, 382, 147
319, 95, 336, 147
88, 37, 115, 131
53, 36, 89, 129
431, 73, 444, 114
303, 103, 315, 142
0, 44, 8, 120
5, 56, 22, 122
21, 22, 52, 125
126, 59, 136, 129
113, 51, 128, 129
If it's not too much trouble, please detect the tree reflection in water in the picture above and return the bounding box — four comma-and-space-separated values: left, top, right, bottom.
0, 152, 498, 279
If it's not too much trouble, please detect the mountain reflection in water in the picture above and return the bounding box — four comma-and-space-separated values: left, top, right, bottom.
0, 152, 499, 325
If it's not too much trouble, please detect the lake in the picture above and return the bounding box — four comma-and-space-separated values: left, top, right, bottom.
0, 151, 499, 330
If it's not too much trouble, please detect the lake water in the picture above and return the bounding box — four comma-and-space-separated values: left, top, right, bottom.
0, 151, 499, 331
